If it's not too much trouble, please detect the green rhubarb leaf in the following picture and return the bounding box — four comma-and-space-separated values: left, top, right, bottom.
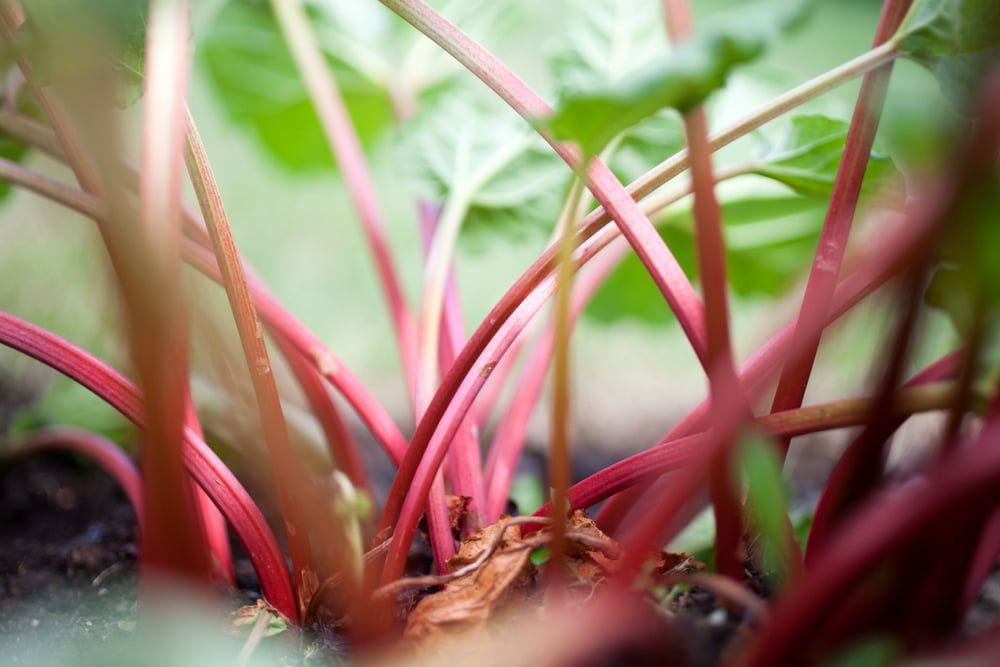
752, 114, 901, 199
548, 0, 685, 183
395, 96, 568, 240
198, 0, 394, 171
894, 0, 1000, 109
198, 0, 510, 171
541, 0, 814, 157
741, 434, 796, 584
587, 194, 825, 324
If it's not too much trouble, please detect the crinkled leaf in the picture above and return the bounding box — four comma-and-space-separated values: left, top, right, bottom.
546, 0, 686, 184
541, 0, 813, 157
548, 0, 667, 96
396, 97, 568, 240
894, 0, 1000, 108
752, 114, 901, 199
588, 194, 824, 325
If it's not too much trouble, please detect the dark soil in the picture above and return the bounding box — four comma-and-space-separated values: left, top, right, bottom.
0, 451, 139, 661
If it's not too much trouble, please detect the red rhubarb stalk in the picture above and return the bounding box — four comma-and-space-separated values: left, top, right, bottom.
0, 312, 297, 620
768, 0, 913, 456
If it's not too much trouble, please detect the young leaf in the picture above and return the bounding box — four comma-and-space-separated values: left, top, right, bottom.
395, 97, 568, 240
751, 114, 900, 200
540, 0, 813, 157
893, 0, 1000, 108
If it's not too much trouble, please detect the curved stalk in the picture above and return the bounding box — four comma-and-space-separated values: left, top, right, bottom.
0, 156, 407, 465
0, 311, 297, 621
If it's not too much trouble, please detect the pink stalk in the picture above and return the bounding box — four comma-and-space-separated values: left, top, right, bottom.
11, 427, 145, 523
1, 0, 213, 581
0, 312, 297, 621
768, 0, 913, 455
269, 0, 418, 401
185, 398, 236, 584
418, 204, 485, 528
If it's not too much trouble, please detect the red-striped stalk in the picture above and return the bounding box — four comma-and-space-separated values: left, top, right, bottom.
183, 110, 318, 616
768, 0, 913, 457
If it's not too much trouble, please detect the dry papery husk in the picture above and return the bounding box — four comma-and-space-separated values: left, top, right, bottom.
400, 510, 699, 656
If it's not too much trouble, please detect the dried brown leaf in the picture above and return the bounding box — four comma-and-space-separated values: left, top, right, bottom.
404, 521, 534, 641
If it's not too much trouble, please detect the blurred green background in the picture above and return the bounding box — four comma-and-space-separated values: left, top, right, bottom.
0, 0, 959, 471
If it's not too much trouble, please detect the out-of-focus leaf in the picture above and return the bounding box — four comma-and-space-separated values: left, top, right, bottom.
0, 134, 29, 202
21, 0, 148, 107
510, 473, 545, 515
925, 176, 1000, 384
894, 0, 1000, 109
540, 0, 813, 157
198, 0, 394, 170
752, 114, 901, 200
741, 433, 796, 583
198, 0, 511, 170
396, 97, 568, 240
826, 635, 900, 667
8, 377, 130, 445
548, 0, 667, 96
587, 194, 825, 325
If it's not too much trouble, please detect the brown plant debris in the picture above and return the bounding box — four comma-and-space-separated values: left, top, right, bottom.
400, 511, 699, 644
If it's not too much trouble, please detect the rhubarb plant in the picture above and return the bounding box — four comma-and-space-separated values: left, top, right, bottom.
0, 0, 997, 664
